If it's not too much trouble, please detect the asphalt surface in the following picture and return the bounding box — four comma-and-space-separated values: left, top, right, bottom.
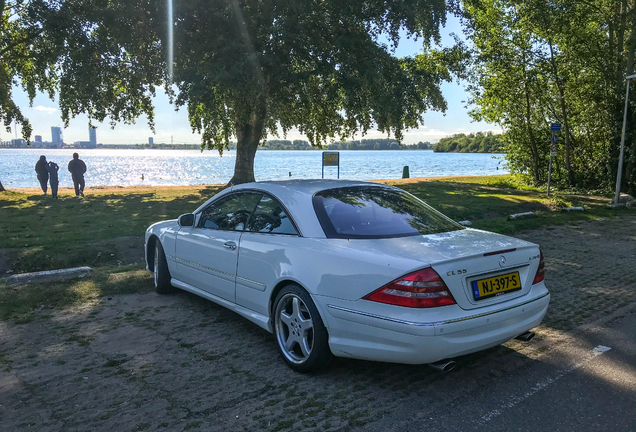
1, 215, 635, 431
360, 304, 636, 432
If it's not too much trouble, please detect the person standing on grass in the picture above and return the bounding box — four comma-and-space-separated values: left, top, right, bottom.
47, 161, 60, 199
68, 152, 87, 197
35, 155, 49, 195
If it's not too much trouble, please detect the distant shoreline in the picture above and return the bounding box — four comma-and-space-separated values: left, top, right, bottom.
0, 147, 436, 151
7, 174, 507, 195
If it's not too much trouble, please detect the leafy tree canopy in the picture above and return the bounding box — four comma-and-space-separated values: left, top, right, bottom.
460, 0, 636, 193
2, 0, 461, 186
171, 0, 455, 183
433, 131, 503, 153
1, 0, 164, 140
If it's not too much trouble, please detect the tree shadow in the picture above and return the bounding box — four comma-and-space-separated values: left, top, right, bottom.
0, 187, 225, 272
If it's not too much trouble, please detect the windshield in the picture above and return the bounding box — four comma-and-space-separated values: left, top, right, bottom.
313, 186, 464, 239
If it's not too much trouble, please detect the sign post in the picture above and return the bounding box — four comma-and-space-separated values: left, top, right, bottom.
547, 123, 561, 196
322, 151, 340, 179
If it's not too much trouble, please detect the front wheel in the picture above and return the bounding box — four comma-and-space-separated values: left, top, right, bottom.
273, 285, 331, 372
154, 241, 176, 294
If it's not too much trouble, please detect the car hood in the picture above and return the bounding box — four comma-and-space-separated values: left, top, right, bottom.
346, 228, 535, 265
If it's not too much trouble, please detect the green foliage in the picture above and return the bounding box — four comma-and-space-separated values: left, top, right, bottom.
175, 0, 448, 144
171, 0, 451, 183
2, 1, 455, 184
461, 0, 636, 193
327, 139, 433, 150
0, 1, 163, 140
262, 140, 314, 151
433, 131, 503, 153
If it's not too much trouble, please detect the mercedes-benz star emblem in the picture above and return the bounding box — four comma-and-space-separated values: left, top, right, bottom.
499, 256, 507, 267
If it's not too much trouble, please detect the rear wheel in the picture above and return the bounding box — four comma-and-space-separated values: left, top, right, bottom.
273, 284, 331, 372
154, 241, 176, 294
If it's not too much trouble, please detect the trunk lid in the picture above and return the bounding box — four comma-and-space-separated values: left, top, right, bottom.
348, 228, 541, 310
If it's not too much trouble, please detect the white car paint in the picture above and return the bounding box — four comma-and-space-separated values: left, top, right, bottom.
145, 180, 549, 366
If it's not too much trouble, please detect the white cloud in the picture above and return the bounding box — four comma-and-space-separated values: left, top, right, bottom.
34, 105, 58, 114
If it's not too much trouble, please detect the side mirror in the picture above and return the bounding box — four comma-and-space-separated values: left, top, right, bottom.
178, 213, 195, 227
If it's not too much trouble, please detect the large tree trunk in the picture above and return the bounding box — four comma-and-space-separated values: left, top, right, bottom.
227, 94, 267, 186
549, 41, 574, 185
523, 74, 541, 184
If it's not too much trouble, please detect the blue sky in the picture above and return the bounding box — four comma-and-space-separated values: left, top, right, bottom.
7, 15, 499, 145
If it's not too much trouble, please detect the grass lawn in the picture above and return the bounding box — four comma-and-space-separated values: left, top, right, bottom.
382, 175, 628, 234
0, 264, 154, 323
0, 175, 633, 322
0, 185, 224, 272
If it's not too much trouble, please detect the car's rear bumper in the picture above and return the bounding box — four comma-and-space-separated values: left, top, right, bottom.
320, 290, 550, 365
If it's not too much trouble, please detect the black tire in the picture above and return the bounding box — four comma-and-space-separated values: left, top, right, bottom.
273, 284, 331, 372
153, 241, 176, 294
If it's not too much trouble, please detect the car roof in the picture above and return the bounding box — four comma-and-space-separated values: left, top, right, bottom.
231, 179, 391, 196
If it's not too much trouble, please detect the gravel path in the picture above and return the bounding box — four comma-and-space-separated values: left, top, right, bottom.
1, 215, 635, 431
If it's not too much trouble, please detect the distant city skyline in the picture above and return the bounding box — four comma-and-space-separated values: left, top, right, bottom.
5, 16, 501, 146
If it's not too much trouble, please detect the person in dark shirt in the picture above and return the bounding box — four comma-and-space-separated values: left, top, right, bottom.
35, 155, 49, 195
47, 161, 60, 199
68, 153, 87, 197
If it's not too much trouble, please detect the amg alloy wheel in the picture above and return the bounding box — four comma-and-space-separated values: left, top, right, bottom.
273, 285, 330, 372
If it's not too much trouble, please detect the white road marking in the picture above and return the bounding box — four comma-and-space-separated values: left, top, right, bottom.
477, 345, 612, 425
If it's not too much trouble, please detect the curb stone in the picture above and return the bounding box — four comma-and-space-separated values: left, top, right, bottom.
508, 211, 536, 220
5, 266, 93, 287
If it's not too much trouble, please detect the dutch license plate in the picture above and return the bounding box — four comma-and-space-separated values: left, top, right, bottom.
472, 271, 521, 300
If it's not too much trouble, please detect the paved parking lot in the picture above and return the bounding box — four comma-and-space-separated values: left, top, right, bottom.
1, 215, 635, 431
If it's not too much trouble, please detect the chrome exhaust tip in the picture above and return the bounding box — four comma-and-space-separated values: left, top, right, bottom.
428, 359, 456, 372
515, 331, 535, 342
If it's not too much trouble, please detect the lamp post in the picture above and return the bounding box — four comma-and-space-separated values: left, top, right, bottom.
614, 74, 636, 205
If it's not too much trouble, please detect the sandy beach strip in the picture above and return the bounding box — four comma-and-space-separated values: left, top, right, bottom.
6, 175, 503, 195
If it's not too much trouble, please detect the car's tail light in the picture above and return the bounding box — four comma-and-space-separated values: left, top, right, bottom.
363, 268, 457, 308
533, 251, 545, 284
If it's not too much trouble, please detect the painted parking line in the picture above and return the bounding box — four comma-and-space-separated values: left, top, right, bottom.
477, 345, 612, 426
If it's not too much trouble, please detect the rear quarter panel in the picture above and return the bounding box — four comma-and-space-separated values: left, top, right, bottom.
235, 235, 420, 318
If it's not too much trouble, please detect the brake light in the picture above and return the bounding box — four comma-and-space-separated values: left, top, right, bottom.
484, 248, 516, 256
363, 268, 457, 308
533, 251, 545, 284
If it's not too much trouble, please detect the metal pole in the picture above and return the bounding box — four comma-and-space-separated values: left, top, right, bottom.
547, 154, 553, 197
614, 76, 636, 204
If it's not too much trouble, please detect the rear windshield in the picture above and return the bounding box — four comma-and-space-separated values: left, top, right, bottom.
313, 186, 464, 239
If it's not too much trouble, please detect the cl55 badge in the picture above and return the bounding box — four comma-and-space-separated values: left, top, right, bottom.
447, 269, 467, 276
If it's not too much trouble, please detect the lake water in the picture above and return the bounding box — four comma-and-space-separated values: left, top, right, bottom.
0, 149, 507, 188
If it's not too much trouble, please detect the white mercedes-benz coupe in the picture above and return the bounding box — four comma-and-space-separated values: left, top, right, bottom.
145, 180, 549, 372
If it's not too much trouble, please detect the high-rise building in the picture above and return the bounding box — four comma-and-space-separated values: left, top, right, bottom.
51, 127, 63, 147
89, 127, 97, 147
148, 137, 154, 145
34, 135, 42, 142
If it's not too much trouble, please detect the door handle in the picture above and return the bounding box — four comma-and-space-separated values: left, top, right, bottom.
223, 241, 237, 250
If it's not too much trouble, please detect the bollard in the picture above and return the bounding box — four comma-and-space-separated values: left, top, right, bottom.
402, 166, 410, 179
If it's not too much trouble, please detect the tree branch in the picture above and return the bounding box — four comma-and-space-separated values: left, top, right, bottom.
0, 28, 44, 59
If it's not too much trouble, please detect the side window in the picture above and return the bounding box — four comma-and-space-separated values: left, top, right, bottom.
247, 195, 298, 235
199, 193, 262, 231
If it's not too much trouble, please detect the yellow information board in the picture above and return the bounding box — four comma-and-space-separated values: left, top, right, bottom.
322, 151, 340, 178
